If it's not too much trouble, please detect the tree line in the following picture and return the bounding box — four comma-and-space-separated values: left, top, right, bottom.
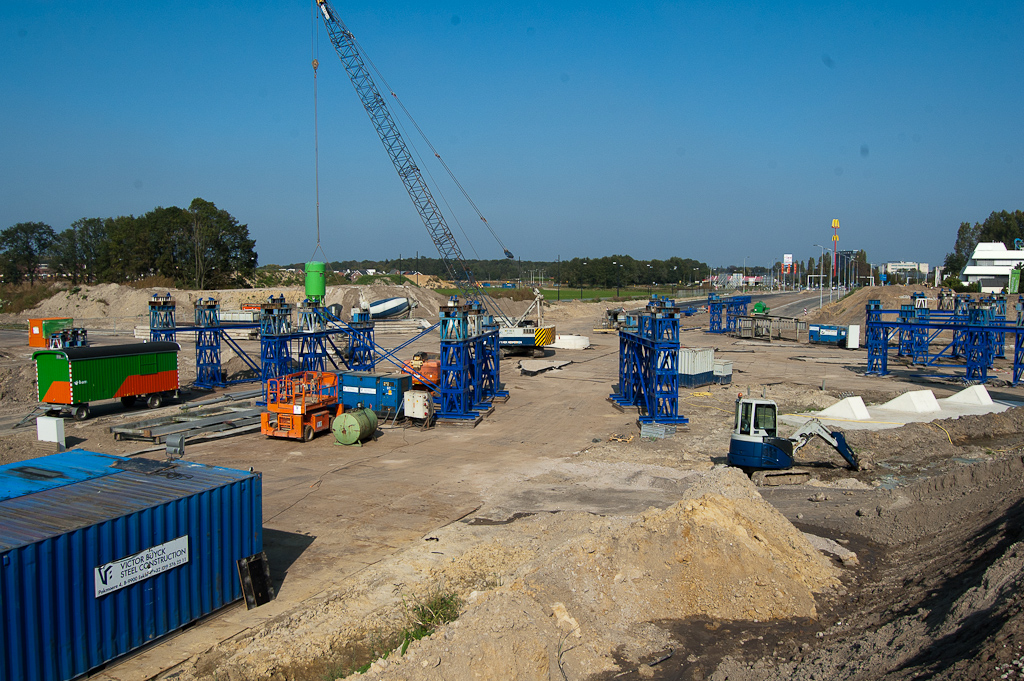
302, 255, 716, 288
0, 199, 257, 289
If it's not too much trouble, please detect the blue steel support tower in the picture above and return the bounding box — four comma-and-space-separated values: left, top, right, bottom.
951, 294, 971, 358
194, 298, 224, 389
347, 307, 376, 371
865, 300, 888, 376
438, 297, 476, 419
467, 303, 489, 409
1016, 299, 1024, 385
260, 296, 293, 403
480, 312, 506, 401
897, 304, 915, 357
298, 300, 329, 372
148, 293, 177, 343
725, 296, 750, 334
707, 295, 723, 333
990, 294, 1007, 359
610, 299, 688, 424
965, 304, 995, 382
911, 306, 930, 364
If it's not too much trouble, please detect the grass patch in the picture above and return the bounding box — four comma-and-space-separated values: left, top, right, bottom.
325, 589, 463, 679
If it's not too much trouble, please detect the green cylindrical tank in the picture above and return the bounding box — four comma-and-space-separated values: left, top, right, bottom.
305, 261, 327, 302
332, 408, 378, 446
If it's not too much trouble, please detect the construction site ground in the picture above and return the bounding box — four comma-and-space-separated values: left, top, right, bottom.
3, 284, 1024, 680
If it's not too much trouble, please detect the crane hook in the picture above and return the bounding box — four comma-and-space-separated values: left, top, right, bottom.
312, 58, 319, 72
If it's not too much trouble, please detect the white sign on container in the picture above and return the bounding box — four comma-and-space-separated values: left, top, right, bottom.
94, 535, 190, 597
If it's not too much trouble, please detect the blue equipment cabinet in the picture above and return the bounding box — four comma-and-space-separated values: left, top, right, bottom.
339, 372, 411, 413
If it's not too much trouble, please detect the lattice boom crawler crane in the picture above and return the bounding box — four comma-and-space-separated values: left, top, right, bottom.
314, 0, 554, 354
728, 396, 860, 485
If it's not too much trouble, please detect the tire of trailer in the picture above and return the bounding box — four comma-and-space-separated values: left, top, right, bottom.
72, 404, 90, 421
146, 394, 163, 409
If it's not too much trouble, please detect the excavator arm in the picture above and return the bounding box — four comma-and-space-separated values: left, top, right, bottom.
790, 419, 860, 470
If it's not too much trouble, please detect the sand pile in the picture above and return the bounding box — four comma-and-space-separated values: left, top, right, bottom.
810, 285, 932, 326
178, 469, 842, 680
359, 468, 840, 680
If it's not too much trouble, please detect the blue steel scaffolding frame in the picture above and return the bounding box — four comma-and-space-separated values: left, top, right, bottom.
347, 309, 376, 372
146, 292, 511, 420
437, 298, 475, 419
260, 297, 294, 403
148, 294, 176, 343
864, 297, 1024, 384
298, 300, 329, 372
707, 294, 750, 334
610, 299, 688, 424
194, 299, 224, 389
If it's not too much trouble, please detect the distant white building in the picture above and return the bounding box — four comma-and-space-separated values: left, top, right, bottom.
883, 261, 929, 276
961, 242, 1024, 292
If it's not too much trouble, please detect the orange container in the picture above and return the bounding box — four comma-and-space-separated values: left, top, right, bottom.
28, 318, 74, 348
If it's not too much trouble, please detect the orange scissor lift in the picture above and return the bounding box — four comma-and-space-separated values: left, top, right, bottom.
261, 371, 343, 442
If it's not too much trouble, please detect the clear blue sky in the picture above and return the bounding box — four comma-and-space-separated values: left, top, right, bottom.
2, 1, 1021, 272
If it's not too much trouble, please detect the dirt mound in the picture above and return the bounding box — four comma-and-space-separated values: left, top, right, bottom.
0, 283, 454, 327
177, 469, 841, 680
810, 285, 933, 326
0, 363, 37, 405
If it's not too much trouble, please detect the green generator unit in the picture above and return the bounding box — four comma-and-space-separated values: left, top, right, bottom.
33, 342, 181, 420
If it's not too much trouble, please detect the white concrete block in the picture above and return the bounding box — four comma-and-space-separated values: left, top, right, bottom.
551, 334, 591, 350
880, 389, 941, 413
941, 385, 994, 406
37, 416, 65, 446
819, 396, 871, 420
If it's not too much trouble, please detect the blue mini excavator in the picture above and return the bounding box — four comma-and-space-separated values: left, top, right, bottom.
728, 395, 860, 485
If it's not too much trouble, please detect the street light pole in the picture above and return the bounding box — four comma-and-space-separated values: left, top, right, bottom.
813, 244, 825, 311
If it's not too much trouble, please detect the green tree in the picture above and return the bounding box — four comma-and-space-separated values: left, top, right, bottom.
184, 198, 257, 289
0, 221, 56, 284
978, 210, 1024, 247
48, 228, 82, 284
944, 221, 982, 275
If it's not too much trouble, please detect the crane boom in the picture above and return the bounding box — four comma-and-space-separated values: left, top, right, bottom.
315, 0, 506, 321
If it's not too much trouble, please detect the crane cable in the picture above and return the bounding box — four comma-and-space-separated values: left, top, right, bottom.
350, 33, 515, 260
310, 3, 326, 263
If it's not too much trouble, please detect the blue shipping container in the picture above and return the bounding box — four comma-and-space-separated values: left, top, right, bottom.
808, 324, 848, 345
0, 450, 262, 681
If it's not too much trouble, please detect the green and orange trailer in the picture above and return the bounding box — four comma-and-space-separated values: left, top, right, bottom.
32, 342, 180, 420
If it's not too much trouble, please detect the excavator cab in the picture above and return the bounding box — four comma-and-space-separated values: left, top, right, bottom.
728, 397, 796, 469
728, 395, 861, 476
